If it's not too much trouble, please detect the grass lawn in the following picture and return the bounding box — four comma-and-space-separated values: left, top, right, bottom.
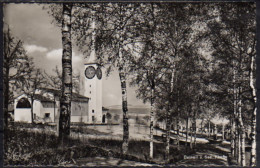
4, 123, 195, 166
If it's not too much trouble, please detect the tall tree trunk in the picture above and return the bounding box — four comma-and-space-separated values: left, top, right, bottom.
190, 119, 193, 149
31, 97, 34, 124
240, 127, 246, 166
149, 84, 155, 159
165, 101, 170, 163
118, 41, 130, 154
233, 63, 238, 160
250, 107, 256, 166
201, 119, 203, 133
177, 112, 180, 150
208, 121, 210, 137
119, 65, 129, 154
222, 124, 225, 141
186, 117, 189, 148
214, 124, 217, 139
165, 70, 174, 162
4, 67, 10, 129
59, 3, 73, 142
237, 132, 241, 165
231, 118, 235, 156
249, 55, 256, 166
194, 116, 197, 148
234, 120, 238, 160
238, 88, 246, 166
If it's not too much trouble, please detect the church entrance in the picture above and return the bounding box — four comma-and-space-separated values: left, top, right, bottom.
16, 97, 31, 108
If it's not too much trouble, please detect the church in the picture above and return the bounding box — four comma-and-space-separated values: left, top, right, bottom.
13, 18, 107, 124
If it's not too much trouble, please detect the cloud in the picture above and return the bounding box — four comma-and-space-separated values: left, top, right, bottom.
46, 48, 82, 63
46, 49, 61, 60
24, 44, 48, 53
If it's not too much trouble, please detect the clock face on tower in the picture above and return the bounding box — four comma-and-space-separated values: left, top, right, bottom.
96, 67, 102, 80
85, 66, 96, 79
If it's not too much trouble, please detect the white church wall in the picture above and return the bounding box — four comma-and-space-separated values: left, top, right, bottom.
14, 94, 32, 123
33, 100, 41, 118
41, 102, 56, 122
71, 101, 89, 123
71, 116, 88, 123
14, 108, 32, 123
96, 68, 103, 123
84, 64, 103, 123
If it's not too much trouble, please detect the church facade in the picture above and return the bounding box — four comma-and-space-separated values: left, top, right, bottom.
14, 88, 89, 123
14, 18, 106, 124
14, 88, 107, 124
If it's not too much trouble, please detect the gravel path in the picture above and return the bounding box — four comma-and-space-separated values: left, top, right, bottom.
76, 157, 156, 167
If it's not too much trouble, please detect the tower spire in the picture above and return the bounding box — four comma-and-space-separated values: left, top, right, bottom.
86, 14, 96, 64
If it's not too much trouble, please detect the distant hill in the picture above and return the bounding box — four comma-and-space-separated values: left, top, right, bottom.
108, 105, 150, 115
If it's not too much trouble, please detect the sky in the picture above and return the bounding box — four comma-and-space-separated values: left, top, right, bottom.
4, 3, 149, 108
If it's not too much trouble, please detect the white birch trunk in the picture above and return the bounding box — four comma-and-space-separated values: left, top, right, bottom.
249, 55, 256, 166
165, 70, 174, 162
231, 118, 235, 156
177, 113, 180, 150
194, 117, 197, 148
238, 93, 246, 166
222, 124, 225, 140
59, 3, 72, 141
190, 130, 193, 149
118, 48, 129, 154
238, 133, 241, 165
186, 117, 189, 148
208, 121, 211, 137
150, 87, 155, 159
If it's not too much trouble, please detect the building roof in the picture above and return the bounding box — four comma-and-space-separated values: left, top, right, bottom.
39, 88, 89, 102
102, 107, 109, 111
35, 94, 54, 102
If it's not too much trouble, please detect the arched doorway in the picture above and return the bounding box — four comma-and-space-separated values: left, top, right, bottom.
15, 97, 32, 123
16, 98, 31, 108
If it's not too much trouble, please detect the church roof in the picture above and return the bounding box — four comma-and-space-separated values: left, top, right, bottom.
39, 88, 89, 102
102, 107, 109, 111
35, 94, 54, 102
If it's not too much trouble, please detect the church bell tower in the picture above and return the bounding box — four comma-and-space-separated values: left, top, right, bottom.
84, 19, 102, 123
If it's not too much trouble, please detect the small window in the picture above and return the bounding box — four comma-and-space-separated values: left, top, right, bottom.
45, 113, 50, 118
92, 110, 95, 113
90, 85, 91, 87
90, 91, 91, 94
33, 114, 36, 119
92, 116, 95, 122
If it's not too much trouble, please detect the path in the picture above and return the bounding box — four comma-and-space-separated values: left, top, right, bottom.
76, 157, 156, 167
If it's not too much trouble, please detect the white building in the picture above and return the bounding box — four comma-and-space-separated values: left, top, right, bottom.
14, 88, 91, 123
83, 18, 104, 123
14, 88, 108, 124
14, 18, 107, 124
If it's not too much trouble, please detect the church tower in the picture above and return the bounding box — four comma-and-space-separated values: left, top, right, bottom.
84, 19, 103, 123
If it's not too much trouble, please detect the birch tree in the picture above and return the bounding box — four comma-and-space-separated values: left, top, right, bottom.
59, 3, 73, 142
205, 3, 256, 166
44, 66, 81, 94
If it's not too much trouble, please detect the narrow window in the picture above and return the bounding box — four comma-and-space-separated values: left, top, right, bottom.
92, 109, 94, 113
